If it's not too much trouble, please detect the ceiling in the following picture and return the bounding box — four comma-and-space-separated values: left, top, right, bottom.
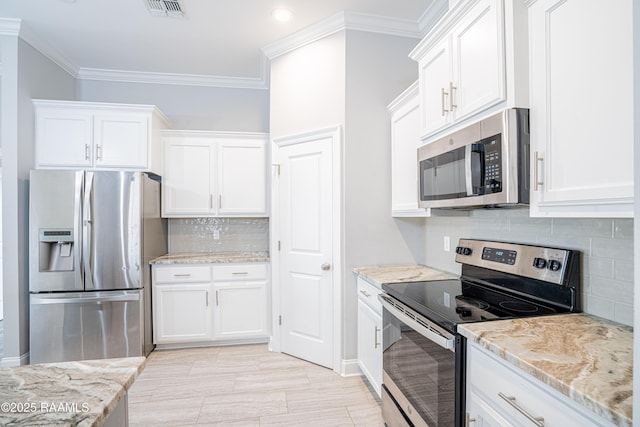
0, 0, 438, 88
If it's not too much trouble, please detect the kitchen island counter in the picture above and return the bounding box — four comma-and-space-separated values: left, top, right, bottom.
150, 251, 269, 265
0, 356, 146, 426
353, 264, 457, 288
459, 313, 632, 426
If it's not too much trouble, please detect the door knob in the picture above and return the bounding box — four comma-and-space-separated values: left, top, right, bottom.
321, 263, 331, 271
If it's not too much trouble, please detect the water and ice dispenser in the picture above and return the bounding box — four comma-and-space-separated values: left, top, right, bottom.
38, 229, 74, 272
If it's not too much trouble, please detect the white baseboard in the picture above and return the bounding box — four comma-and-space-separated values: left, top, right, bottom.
340, 358, 362, 377
1, 352, 29, 367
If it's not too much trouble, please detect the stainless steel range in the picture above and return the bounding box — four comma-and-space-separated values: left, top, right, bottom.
379, 239, 581, 427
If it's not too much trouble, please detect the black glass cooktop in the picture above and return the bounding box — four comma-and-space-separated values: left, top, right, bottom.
382, 279, 563, 333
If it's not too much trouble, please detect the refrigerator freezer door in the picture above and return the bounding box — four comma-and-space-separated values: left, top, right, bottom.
29, 290, 143, 364
85, 171, 142, 290
29, 170, 84, 292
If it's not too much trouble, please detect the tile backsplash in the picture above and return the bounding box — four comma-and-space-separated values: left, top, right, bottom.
422, 208, 633, 326
169, 218, 269, 253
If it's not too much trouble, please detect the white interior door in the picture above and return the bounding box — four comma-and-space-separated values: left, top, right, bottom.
276, 135, 334, 369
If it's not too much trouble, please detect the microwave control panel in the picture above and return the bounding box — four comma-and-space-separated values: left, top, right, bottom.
482, 135, 502, 193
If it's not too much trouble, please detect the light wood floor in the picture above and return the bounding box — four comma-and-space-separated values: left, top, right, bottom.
129, 344, 383, 426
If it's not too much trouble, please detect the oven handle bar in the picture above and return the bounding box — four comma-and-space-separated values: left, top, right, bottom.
379, 294, 455, 351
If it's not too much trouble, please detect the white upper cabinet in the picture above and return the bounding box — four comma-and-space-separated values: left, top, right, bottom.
410, 0, 527, 140
162, 130, 268, 218
528, 0, 633, 217
389, 82, 430, 217
34, 100, 171, 174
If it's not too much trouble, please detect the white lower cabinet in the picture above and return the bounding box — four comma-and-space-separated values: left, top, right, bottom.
356, 277, 382, 397
466, 341, 616, 427
152, 263, 269, 346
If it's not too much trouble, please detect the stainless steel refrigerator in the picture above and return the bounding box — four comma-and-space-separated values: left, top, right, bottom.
29, 170, 167, 364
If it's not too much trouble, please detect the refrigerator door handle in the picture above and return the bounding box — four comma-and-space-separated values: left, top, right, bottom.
83, 171, 94, 289
31, 292, 140, 305
74, 171, 85, 287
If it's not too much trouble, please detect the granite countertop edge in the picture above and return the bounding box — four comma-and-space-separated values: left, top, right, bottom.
0, 356, 146, 426
352, 264, 458, 288
151, 251, 270, 265
458, 313, 633, 427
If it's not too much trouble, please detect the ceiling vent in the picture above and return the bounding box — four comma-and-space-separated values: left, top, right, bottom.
145, 0, 183, 17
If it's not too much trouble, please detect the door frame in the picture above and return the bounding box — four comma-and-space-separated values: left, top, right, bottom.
269, 125, 343, 374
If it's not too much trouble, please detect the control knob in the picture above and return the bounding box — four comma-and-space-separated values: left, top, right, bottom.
548, 260, 562, 271
533, 257, 547, 269
456, 247, 472, 256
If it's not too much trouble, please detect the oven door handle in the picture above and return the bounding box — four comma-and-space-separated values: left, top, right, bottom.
379, 294, 456, 351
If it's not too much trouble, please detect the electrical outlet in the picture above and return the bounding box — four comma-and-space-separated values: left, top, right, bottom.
213, 229, 220, 240
443, 236, 450, 252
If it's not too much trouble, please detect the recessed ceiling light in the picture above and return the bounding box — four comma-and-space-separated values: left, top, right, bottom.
272, 9, 293, 22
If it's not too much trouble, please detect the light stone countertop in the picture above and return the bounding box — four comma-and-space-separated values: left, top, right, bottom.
0, 356, 146, 426
151, 251, 270, 265
353, 264, 457, 288
458, 314, 633, 426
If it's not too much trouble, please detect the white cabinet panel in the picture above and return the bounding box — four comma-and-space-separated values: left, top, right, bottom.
153, 283, 213, 344
410, 0, 526, 141
213, 281, 268, 340
162, 131, 268, 218
356, 277, 382, 397
528, 0, 633, 217
218, 139, 267, 215
33, 100, 170, 173
162, 137, 215, 216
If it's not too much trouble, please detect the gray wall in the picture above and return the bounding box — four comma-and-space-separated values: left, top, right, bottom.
632, 1, 639, 420
343, 30, 424, 360
1, 36, 76, 364
423, 209, 633, 326
78, 80, 269, 132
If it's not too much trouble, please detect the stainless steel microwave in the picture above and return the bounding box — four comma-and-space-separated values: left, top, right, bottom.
418, 108, 530, 209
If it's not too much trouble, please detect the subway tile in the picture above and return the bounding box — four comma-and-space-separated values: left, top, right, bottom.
613, 260, 634, 283
591, 237, 633, 262
613, 302, 633, 327
552, 218, 613, 238
584, 256, 613, 279
589, 277, 634, 303
613, 219, 634, 240
582, 295, 615, 320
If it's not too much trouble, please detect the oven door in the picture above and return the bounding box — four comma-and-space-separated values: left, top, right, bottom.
380, 294, 465, 427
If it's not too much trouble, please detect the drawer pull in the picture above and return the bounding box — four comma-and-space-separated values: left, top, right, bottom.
232, 272, 249, 275
359, 290, 371, 298
498, 393, 544, 427
173, 274, 192, 277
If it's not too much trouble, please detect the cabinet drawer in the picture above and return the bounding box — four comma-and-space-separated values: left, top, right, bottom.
211, 263, 267, 281
154, 265, 211, 283
468, 344, 602, 427
357, 277, 382, 315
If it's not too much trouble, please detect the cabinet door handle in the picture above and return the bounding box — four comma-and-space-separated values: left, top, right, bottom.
95, 144, 102, 161
209, 194, 213, 210
206, 291, 209, 307
85, 144, 91, 160
441, 87, 449, 116
359, 290, 371, 298
216, 290, 219, 306
498, 393, 544, 427
374, 326, 381, 348
449, 82, 457, 110
534, 152, 544, 191
219, 194, 222, 209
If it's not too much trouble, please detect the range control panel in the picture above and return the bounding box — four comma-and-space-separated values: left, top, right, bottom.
454, 239, 577, 286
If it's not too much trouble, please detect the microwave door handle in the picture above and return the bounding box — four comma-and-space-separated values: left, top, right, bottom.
464, 145, 473, 196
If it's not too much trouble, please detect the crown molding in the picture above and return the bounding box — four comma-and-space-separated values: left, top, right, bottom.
262, 10, 424, 60
0, 18, 21, 36
77, 54, 269, 90
417, 0, 449, 37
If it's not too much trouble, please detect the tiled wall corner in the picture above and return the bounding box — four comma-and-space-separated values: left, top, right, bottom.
168, 218, 269, 253
423, 208, 634, 326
